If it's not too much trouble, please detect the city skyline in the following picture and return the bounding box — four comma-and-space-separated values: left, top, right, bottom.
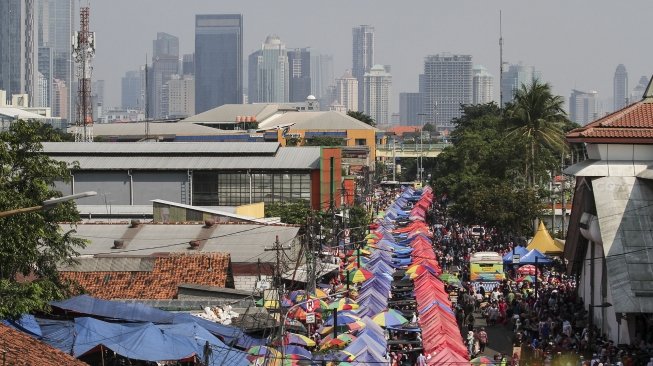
83, 0, 653, 116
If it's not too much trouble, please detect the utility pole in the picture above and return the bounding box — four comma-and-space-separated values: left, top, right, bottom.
305, 216, 317, 295
264, 235, 291, 353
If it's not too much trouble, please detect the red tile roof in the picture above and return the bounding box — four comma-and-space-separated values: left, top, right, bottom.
59, 253, 231, 299
567, 98, 653, 143
385, 126, 421, 136
0, 324, 87, 366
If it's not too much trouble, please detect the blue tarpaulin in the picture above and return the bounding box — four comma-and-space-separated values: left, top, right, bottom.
519, 249, 552, 265
50, 295, 264, 348
502, 246, 529, 264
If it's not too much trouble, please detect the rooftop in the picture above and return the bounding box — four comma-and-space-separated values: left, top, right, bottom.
567, 76, 653, 143
258, 111, 378, 131
0, 324, 88, 366
181, 104, 290, 124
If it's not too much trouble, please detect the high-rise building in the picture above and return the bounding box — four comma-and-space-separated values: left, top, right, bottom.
399, 92, 423, 126
247, 50, 261, 104
182, 53, 194, 76
501, 62, 540, 106
195, 14, 243, 113
91, 79, 105, 120
423, 54, 472, 132
37, 46, 53, 107
47, 0, 74, 119
613, 64, 628, 111
569, 89, 598, 125
334, 70, 358, 112
631, 76, 648, 102
352, 25, 374, 110
52, 78, 68, 119
287, 48, 311, 102
310, 52, 334, 108
472, 65, 493, 104
0, 0, 38, 100
148, 32, 179, 119
363, 64, 391, 127
167, 74, 195, 118
121, 69, 144, 110
251, 35, 288, 103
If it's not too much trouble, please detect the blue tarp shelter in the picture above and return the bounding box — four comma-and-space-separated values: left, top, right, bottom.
502, 246, 529, 264
520, 249, 553, 265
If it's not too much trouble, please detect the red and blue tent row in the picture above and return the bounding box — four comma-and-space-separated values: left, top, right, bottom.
427, 348, 469, 366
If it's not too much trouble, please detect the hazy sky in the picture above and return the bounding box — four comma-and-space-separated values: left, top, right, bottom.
89, 0, 653, 113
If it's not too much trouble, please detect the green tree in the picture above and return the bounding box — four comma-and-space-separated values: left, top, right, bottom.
346, 110, 375, 127
304, 136, 345, 146
422, 123, 435, 132
505, 80, 568, 186
264, 200, 312, 225
0, 120, 85, 318
346, 204, 372, 243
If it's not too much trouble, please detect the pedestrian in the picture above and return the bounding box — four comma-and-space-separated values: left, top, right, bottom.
467, 330, 475, 356
416, 352, 427, 366
478, 327, 489, 353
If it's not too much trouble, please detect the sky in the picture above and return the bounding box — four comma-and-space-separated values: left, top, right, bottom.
89, 0, 653, 114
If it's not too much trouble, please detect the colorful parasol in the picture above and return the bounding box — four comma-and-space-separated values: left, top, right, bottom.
284, 332, 316, 347
516, 275, 537, 283
346, 268, 374, 283
327, 298, 359, 311
371, 309, 409, 327
319, 338, 347, 351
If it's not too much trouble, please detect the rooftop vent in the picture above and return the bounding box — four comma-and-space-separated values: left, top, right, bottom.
204, 219, 216, 228
189, 240, 201, 250
113, 240, 125, 249
129, 219, 141, 228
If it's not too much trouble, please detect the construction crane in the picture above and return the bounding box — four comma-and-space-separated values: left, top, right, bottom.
72, 6, 95, 142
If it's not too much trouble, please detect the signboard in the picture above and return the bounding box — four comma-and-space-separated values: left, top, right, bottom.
513, 254, 521, 264
344, 228, 351, 244
306, 313, 316, 324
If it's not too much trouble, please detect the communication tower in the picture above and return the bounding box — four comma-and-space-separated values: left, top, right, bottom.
72, 6, 96, 142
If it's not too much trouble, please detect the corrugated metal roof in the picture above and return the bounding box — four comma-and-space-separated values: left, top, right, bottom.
181, 104, 287, 123
90, 122, 231, 137
58, 257, 156, 272
42, 141, 280, 155
152, 199, 266, 224
48, 146, 321, 170
0, 107, 48, 119
63, 223, 300, 263
258, 111, 378, 131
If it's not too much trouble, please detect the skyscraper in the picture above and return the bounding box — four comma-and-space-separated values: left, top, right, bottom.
251, 35, 289, 103
501, 63, 540, 106
287, 48, 311, 102
182, 53, 194, 76
0, 0, 27, 99
121, 69, 144, 111
47, 0, 74, 119
399, 93, 423, 126
195, 14, 243, 113
334, 70, 358, 112
631, 76, 648, 102
569, 89, 598, 125
423, 54, 472, 132
613, 64, 628, 111
472, 65, 494, 104
352, 25, 374, 110
149, 32, 179, 119
310, 52, 334, 108
363, 64, 391, 127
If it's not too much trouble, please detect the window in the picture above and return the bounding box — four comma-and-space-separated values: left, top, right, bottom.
355, 138, 367, 146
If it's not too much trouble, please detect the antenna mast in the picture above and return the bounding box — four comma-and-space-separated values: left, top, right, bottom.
72, 6, 95, 142
499, 10, 504, 109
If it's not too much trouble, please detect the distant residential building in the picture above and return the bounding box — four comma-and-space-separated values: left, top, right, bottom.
287, 48, 311, 102
182, 53, 195, 76
352, 25, 374, 109
423, 54, 473, 132
363, 64, 391, 127
195, 14, 243, 113
569, 89, 598, 125
167, 75, 195, 118
121, 69, 144, 111
631, 75, 648, 102
47, 0, 75, 119
247, 50, 261, 104
613, 64, 628, 111
399, 92, 423, 126
501, 62, 541, 106
472, 65, 494, 104
149, 32, 179, 119
310, 52, 334, 107
0, 1, 28, 99
334, 70, 358, 112
100, 108, 145, 123
37, 47, 53, 108
252, 35, 289, 103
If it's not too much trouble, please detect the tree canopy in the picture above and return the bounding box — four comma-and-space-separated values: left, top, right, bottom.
346, 111, 375, 127
431, 95, 579, 235
0, 120, 85, 318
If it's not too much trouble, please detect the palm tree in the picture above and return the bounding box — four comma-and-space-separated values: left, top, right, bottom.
505, 79, 568, 187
